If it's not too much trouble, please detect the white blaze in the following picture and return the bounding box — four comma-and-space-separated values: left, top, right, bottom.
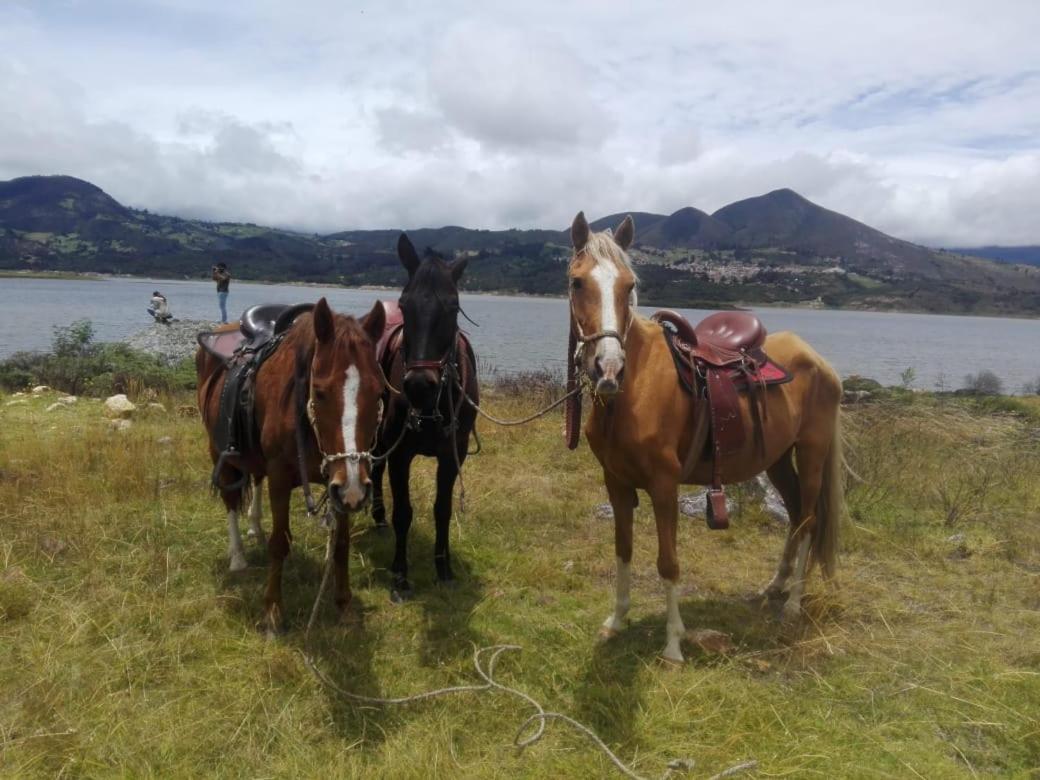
340, 365, 362, 500
589, 258, 624, 367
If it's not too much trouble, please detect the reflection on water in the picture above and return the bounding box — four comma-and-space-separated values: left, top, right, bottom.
0, 276, 1037, 392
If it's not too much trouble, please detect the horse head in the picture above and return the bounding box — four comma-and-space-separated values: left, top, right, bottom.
396, 233, 468, 411
304, 297, 386, 514
568, 211, 637, 396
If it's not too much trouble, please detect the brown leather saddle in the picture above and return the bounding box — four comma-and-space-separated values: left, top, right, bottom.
651, 309, 792, 530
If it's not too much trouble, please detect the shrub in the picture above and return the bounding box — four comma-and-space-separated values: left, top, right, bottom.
842, 375, 883, 392
0, 320, 196, 396
962, 370, 1004, 396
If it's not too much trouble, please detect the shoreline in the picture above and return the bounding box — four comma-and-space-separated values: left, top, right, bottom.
4, 269, 1039, 321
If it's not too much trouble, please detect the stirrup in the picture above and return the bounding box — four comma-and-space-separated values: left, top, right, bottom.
705, 488, 729, 530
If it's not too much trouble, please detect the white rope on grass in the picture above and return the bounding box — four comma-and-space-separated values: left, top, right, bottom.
301, 531, 757, 780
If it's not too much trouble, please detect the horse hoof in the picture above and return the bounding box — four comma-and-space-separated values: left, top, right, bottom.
657, 653, 685, 668
371, 523, 389, 536
390, 584, 414, 604
229, 554, 248, 573
597, 625, 620, 642
436, 577, 458, 590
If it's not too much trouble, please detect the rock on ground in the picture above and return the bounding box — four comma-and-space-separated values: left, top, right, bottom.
104, 394, 137, 418
125, 319, 214, 365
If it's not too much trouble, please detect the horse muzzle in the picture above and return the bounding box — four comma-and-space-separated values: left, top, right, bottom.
330, 477, 372, 514
593, 355, 625, 396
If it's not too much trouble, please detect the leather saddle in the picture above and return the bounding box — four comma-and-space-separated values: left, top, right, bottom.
197, 303, 314, 492
650, 309, 791, 530
198, 302, 315, 362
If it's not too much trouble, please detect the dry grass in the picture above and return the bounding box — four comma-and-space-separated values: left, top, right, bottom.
1, 390, 1038, 778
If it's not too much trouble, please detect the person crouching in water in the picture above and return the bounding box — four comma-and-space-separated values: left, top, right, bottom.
148, 291, 172, 324
212, 263, 231, 324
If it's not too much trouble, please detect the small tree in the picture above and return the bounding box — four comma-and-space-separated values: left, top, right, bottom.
900, 366, 917, 390
963, 370, 1003, 396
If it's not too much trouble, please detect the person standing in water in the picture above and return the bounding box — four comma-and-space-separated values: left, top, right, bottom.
212, 263, 231, 324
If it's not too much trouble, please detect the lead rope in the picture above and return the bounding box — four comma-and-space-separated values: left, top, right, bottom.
298, 629, 755, 780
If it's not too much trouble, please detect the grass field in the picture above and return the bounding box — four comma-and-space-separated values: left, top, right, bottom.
1, 389, 1038, 778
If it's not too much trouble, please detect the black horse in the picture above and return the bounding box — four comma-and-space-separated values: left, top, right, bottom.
371, 234, 478, 602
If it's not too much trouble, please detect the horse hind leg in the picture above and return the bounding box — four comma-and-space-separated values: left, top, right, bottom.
433, 456, 458, 583
760, 448, 801, 600
780, 440, 829, 624
220, 476, 249, 572
600, 474, 636, 639
648, 478, 685, 664
247, 476, 267, 547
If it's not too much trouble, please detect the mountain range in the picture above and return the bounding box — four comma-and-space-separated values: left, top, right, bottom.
2, 175, 1039, 315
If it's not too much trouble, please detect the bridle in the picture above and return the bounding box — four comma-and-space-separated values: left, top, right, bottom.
305, 368, 384, 478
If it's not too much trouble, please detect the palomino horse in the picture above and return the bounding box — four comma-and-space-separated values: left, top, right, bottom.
566, 212, 844, 663
196, 298, 386, 632
370, 236, 478, 602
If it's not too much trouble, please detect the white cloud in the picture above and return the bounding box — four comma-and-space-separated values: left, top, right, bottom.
0, 0, 1038, 245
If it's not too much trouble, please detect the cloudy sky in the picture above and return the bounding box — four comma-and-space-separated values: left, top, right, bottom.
1, 0, 1038, 245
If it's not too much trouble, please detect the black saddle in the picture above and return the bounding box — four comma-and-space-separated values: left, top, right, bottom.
200, 302, 314, 493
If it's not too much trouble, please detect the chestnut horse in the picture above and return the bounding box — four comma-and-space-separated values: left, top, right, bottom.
567, 212, 844, 662
370, 236, 478, 602
197, 298, 385, 632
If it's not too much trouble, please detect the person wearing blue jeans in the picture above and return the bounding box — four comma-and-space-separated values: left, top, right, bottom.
212, 263, 231, 323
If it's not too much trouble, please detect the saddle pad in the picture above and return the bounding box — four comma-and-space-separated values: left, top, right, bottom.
198, 329, 246, 362
662, 328, 792, 396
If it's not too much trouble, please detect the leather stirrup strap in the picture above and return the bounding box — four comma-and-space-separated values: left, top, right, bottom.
705, 368, 731, 530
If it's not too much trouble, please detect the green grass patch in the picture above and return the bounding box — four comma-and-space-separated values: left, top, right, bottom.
0, 390, 1037, 777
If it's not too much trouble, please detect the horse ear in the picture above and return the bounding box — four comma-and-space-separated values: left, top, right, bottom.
313, 297, 335, 343
361, 300, 385, 344
397, 233, 420, 277
613, 215, 634, 250
450, 256, 469, 283
571, 211, 589, 251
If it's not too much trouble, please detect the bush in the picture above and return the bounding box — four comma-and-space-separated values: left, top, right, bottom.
842, 375, 883, 392
0, 320, 196, 396
962, 370, 1004, 396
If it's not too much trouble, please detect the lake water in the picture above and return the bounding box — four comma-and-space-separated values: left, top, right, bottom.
1, 276, 1037, 392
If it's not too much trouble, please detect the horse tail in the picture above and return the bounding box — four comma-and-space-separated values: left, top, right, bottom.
812, 409, 844, 580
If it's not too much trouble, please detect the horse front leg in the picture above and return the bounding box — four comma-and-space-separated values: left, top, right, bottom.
600, 472, 637, 639
433, 455, 459, 584
648, 477, 685, 664
262, 472, 293, 635
332, 510, 354, 622
370, 458, 388, 532
388, 452, 415, 602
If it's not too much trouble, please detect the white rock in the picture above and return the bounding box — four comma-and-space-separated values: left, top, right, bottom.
4, 399, 29, 407
46, 402, 67, 412
147, 402, 167, 413
104, 394, 137, 418
31, 385, 51, 395
58, 395, 78, 405
156, 436, 174, 446
109, 418, 133, 432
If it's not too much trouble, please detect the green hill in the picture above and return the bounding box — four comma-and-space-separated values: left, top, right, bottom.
2, 174, 1039, 315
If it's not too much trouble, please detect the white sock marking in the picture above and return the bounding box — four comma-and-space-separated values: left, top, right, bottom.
227, 509, 247, 571
662, 579, 686, 662
783, 535, 812, 620
602, 557, 631, 633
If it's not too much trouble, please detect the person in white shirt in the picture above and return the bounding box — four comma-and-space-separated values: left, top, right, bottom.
148, 291, 172, 324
